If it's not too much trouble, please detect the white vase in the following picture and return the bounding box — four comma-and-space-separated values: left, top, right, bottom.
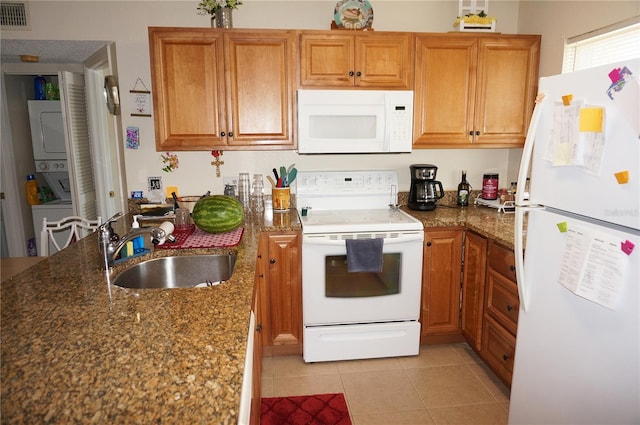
214, 8, 233, 28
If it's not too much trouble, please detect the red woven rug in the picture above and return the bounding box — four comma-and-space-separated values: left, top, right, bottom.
261, 393, 352, 425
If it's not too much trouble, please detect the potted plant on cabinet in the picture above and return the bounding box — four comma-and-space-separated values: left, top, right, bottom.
197, 0, 242, 28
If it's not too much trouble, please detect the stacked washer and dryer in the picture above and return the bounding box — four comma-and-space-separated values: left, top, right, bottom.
28, 100, 74, 256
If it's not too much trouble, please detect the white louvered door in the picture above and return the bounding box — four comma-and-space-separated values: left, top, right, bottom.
59, 71, 98, 224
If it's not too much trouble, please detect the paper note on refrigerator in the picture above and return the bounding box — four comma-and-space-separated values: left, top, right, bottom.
558, 224, 627, 310
547, 101, 606, 174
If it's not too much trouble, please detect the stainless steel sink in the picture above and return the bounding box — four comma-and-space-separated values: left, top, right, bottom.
112, 254, 236, 289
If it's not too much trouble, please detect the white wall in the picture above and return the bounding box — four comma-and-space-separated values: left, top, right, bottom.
4, 0, 636, 198
519, 1, 640, 78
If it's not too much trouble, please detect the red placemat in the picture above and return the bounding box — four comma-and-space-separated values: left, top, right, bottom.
156, 225, 244, 249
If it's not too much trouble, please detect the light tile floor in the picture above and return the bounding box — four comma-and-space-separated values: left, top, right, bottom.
261, 343, 511, 425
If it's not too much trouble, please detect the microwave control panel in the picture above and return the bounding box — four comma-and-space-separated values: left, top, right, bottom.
389, 105, 412, 147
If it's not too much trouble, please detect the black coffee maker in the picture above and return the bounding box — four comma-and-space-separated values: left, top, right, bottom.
408, 164, 445, 211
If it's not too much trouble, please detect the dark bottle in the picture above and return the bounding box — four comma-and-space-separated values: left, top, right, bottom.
457, 170, 471, 206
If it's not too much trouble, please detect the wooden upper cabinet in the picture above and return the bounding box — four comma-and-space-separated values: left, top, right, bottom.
474, 36, 541, 146
225, 32, 295, 148
413, 33, 540, 148
148, 27, 296, 151
149, 28, 226, 150
300, 31, 413, 89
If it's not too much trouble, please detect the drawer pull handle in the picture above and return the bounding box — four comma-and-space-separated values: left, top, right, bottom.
502, 354, 510, 361
506, 304, 514, 311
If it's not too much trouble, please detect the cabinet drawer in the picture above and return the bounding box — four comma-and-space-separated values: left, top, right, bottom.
485, 270, 519, 335
488, 242, 517, 282
481, 315, 516, 387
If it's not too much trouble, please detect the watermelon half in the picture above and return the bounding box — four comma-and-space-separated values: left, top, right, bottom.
192, 195, 244, 234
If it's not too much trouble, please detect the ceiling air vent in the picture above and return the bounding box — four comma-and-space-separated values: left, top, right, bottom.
1, 1, 30, 30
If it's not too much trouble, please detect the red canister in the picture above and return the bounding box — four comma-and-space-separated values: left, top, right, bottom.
482, 173, 499, 200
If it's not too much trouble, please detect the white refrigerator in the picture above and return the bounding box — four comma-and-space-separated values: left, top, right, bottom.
510, 59, 640, 424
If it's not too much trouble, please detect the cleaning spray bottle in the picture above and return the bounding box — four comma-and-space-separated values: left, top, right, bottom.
131, 215, 144, 254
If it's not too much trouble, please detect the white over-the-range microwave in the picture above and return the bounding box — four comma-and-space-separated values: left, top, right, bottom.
297, 89, 414, 154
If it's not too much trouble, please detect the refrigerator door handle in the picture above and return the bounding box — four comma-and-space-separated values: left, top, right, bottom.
515, 91, 547, 208
514, 91, 547, 312
515, 205, 543, 312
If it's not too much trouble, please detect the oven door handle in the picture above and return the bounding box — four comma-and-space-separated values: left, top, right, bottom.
303, 232, 424, 246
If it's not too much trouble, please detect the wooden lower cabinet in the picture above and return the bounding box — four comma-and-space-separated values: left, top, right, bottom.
249, 284, 262, 425
256, 231, 303, 356
461, 231, 487, 351
482, 315, 516, 386
421, 229, 464, 341
478, 241, 520, 387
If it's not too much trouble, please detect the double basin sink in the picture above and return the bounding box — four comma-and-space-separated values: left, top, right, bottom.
112, 254, 236, 289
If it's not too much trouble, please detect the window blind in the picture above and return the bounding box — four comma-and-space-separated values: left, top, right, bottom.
562, 17, 640, 73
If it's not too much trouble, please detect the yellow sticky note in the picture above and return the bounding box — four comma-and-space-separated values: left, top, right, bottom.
561, 94, 573, 106
579, 107, 604, 132
166, 186, 178, 199
614, 171, 629, 184
557, 222, 568, 233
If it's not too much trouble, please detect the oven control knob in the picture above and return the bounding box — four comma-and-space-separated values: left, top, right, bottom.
38, 162, 48, 171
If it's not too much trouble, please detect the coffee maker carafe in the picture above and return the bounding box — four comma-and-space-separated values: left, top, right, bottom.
408, 164, 445, 211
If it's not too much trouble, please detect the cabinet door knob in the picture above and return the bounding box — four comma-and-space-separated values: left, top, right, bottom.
349, 71, 355, 77
506, 304, 514, 312
475, 130, 480, 136
469, 131, 474, 136
258, 273, 264, 278
509, 265, 516, 272
502, 354, 510, 361
228, 132, 233, 137
220, 131, 226, 137
270, 258, 276, 264
426, 241, 432, 247
356, 71, 362, 77
256, 323, 262, 332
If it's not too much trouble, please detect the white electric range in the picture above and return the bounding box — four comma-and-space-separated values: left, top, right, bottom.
296, 170, 424, 363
